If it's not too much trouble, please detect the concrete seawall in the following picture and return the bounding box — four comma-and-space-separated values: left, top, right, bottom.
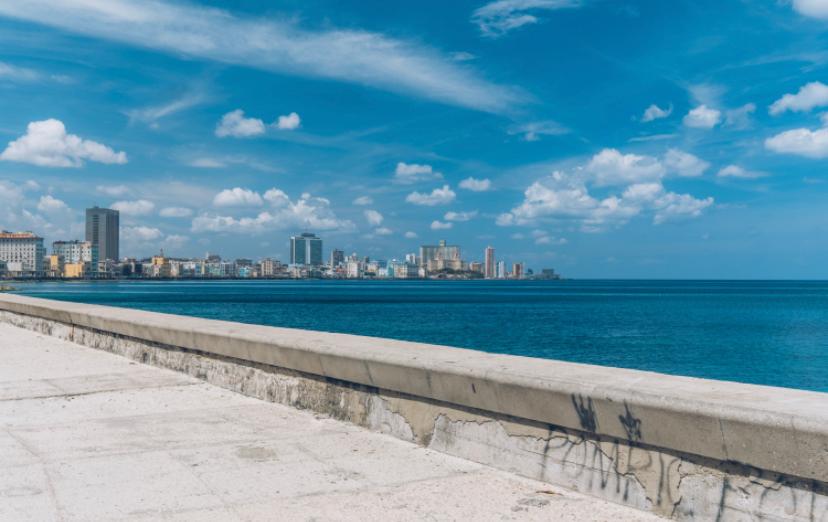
0, 293, 825, 520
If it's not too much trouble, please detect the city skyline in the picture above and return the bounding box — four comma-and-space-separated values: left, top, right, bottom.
2, 1, 828, 278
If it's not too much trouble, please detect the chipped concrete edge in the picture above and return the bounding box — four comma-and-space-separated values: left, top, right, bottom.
0, 295, 826, 520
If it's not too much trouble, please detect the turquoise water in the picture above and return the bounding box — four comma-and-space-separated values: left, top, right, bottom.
13, 280, 828, 392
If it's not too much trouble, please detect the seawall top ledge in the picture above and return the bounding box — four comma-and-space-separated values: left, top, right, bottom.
0, 293, 825, 482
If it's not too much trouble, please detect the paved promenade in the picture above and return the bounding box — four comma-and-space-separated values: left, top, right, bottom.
0, 322, 662, 521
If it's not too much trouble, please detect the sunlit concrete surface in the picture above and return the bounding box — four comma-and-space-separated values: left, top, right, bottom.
0, 322, 663, 521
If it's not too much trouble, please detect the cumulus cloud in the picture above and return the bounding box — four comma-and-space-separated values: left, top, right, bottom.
36, 195, 68, 214
0, 119, 127, 167
471, 0, 581, 37
769, 82, 828, 115
585, 148, 665, 186
641, 103, 672, 122
683, 105, 721, 128
405, 185, 456, 206
364, 209, 384, 226
444, 210, 478, 222
112, 199, 155, 216
663, 149, 710, 177
430, 220, 453, 230
458, 177, 492, 191
717, 165, 765, 179
507, 120, 568, 141
352, 196, 373, 206
96, 185, 129, 197
497, 170, 712, 229
792, 0, 828, 20
275, 112, 301, 130
394, 162, 443, 184
215, 110, 266, 138
765, 125, 828, 158
160, 206, 193, 218
193, 190, 354, 234
0, 0, 523, 113
213, 187, 264, 207
404, 231, 418, 239
122, 225, 163, 242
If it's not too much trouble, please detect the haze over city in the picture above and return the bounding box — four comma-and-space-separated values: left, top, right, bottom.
2, 0, 828, 278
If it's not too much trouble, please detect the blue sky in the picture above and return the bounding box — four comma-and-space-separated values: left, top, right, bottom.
1, 0, 828, 277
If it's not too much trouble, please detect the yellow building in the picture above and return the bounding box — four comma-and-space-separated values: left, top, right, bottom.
63, 263, 86, 278
48, 255, 64, 278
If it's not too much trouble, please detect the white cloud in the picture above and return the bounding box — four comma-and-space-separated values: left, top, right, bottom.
126, 92, 206, 127
162, 234, 189, 249
641, 103, 672, 122
405, 185, 456, 206
122, 226, 163, 242
724, 103, 756, 129
792, 0, 828, 20
374, 227, 392, 235
193, 191, 353, 234
444, 210, 478, 222
769, 82, 828, 115
683, 105, 721, 128
187, 157, 225, 168
765, 126, 828, 158
0, 119, 127, 167
507, 120, 568, 141
275, 112, 301, 130
498, 171, 712, 229
112, 199, 155, 216
364, 209, 383, 226
0, 61, 41, 82
472, 0, 581, 37
215, 110, 266, 138
585, 148, 665, 186
0, 1, 523, 113
352, 195, 373, 206
213, 187, 264, 207
394, 162, 443, 184
96, 185, 129, 197
430, 220, 453, 230
36, 195, 68, 214
160, 206, 193, 218
404, 231, 418, 239
663, 149, 709, 177
717, 165, 765, 179
458, 177, 492, 191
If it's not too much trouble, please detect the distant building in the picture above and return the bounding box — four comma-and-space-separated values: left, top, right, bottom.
512, 263, 524, 279
0, 231, 45, 277
260, 258, 282, 277
330, 248, 345, 268
484, 246, 495, 279
535, 268, 560, 280
85, 207, 119, 263
496, 260, 506, 279
469, 261, 483, 274
290, 233, 323, 266
405, 253, 417, 265
48, 255, 64, 278
53, 240, 97, 266
420, 240, 461, 271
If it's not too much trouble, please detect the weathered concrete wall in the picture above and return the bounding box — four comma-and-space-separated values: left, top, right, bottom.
0, 294, 826, 521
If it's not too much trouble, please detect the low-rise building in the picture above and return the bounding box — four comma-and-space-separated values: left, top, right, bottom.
0, 231, 45, 277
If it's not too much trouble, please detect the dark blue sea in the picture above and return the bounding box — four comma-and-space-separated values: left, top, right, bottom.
12, 280, 828, 392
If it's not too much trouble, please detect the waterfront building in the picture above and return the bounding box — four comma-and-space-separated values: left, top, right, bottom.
484, 246, 495, 279
345, 260, 362, 279
405, 253, 417, 265
496, 260, 507, 279
53, 240, 97, 266
469, 261, 483, 274
0, 231, 45, 277
512, 263, 524, 279
290, 233, 323, 266
419, 240, 461, 273
85, 207, 120, 263
48, 255, 64, 278
63, 263, 86, 278
330, 249, 344, 268
0, 260, 6, 276
260, 258, 282, 277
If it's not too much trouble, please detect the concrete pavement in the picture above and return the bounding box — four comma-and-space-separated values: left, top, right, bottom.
0, 322, 663, 521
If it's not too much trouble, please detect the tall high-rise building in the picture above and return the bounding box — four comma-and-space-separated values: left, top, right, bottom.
512, 262, 524, 279
0, 231, 45, 276
85, 207, 119, 262
496, 260, 507, 279
290, 233, 323, 266
484, 246, 495, 279
330, 248, 345, 267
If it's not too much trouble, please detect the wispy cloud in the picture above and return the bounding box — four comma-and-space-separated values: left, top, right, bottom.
0, 0, 525, 113
472, 0, 582, 38
126, 91, 208, 127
